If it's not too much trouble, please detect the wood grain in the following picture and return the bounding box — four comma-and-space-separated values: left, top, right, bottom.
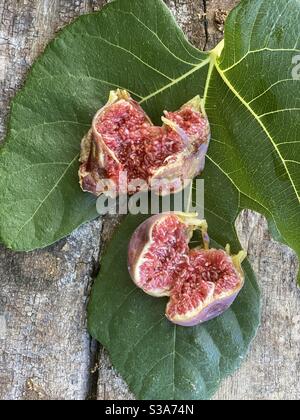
0, 0, 106, 400
0, 0, 299, 400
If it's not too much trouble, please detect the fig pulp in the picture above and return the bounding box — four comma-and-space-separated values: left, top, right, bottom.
128, 213, 246, 326
79, 90, 210, 196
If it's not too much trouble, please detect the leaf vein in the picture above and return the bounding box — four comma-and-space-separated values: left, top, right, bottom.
206, 155, 286, 244
249, 79, 298, 104
216, 66, 300, 203
223, 48, 300, 73
138, 352, 173, 395
139, 57, 210, 104
123, 316, 166, 361
264, 0, 292, 48
85, 33, 174, 81
5, 162, 70, 178
114, 9, 198, 67
13, 154, 79, 239
277, 141, 300, 146
259, 108, 300, 118
286, 160, 300, 166
11, 120, 90, 141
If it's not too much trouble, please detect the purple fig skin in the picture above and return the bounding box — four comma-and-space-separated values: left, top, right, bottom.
128, 214, 173, 297
166, 249, 246, 327
166, 289, 241, 327
79, 90, 145, 196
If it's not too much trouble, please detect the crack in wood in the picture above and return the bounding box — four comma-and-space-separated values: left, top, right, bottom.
202, 0, 209, 51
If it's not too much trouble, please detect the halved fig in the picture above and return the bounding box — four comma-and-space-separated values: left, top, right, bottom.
79, 90, 210, 196
128, 212, 246, 326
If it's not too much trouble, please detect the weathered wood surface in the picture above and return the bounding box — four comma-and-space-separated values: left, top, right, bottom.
0, 0, 299, 400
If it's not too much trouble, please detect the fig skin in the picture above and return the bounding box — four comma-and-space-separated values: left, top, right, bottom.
128, 212, 246, 327
128, 214, 172, 297
79, 90, 145, 197
128, 213, 198, 297
79, 90, 210, 197
167, 291, 241, 327
165, 249, 246, 326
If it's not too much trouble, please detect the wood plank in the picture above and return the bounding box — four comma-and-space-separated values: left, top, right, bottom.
0, 0, 106, 400
216, 210, 300, 400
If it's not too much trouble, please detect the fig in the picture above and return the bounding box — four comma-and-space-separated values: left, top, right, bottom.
79, 90, 210, 196
128, 213, 246, 326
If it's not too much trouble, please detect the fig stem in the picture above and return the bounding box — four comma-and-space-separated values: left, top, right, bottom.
231, 250, 247, 280
176, 212, 210, 250
232, 250, 247, 265
211, 39, 225, 59
109, 89, 131, 104
226, 244, 247, 262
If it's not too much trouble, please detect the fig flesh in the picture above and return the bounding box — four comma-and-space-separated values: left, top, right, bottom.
128, 213, 246, 326
79, 90, 210, 196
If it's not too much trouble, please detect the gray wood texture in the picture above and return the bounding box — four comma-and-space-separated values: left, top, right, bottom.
0, 0, 299, 400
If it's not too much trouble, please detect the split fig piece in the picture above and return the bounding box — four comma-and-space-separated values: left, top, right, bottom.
79, 90, 210, 196
128, 213, 246, 326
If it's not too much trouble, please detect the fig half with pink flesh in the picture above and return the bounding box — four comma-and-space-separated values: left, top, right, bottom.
128, 213, 246, 326
79, 90, 210, 196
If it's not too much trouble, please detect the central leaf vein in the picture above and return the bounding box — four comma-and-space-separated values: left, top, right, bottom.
139, 57, 210, 104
